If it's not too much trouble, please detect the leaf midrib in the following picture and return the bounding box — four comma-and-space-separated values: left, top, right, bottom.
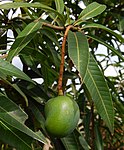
74, 33, 80, 71
87, 68, 112, 129
80, 5, 102, 20
8, 21, 39, 61
0, 121, 31, 149
0, 106, 45, 143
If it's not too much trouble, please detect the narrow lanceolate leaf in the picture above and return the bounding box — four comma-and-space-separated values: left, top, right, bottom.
84, 54, 114, 133
68, 31, 89, 81
0, 58, 34, 84
7, 20, 42, 62
0, 93, 46, 144
61, 132, 80, 150
0, 72, 28, 106
55, 0, 64, 14
87, 35, 124, 62
83, 23, 124, 43
0, 2, 65, 24
0, 121, 32, 150
74, 2, 106, 25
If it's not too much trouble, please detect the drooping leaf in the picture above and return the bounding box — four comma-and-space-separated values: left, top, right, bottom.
0, 121, 32, 150
55, 0, 64, 14
61, 132, 81, 150
29, 102, 46, 133
41, 27, 60, 47
82, 23, 124, 43
0, 2, 65, 24
94, 124, 104, 150
7, 20, 43, 62
68, 31, 89, 81
0, 93, 47, 144
18, 81, 49, 104
87, 35, 124, 61
74, 2, 106, 25
84, 54, 114, 133
0, 58, 34, 84
79, 135, 91, 150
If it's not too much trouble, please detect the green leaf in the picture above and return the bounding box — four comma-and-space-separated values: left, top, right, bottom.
74, 2, 106, 25
0, 2, 65, 24
0, 121, 32, 150
87, 35, 124, 61
82, 23, 124, 43
0, 93, 47, 144
84, 54, 114, 133
7, 20, 43, 62
79, 135, 91, 150
18, 81, 49, 104
61, 132, 80, 150
29, 102, 46, 133
41, 27, 60, 47
0, 58, 34, 84
55, 0, 64, 14
68, 31, 89, 81
94, 124, 104, 150
0, 71, 28, 106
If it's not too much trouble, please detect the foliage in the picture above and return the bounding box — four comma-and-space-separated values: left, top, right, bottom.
0, 0, 124, 149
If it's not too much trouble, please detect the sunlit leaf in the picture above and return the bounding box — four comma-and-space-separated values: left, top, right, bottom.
7, 20, 43, 62
74, 2, 106, 25
84, 54, 114, 133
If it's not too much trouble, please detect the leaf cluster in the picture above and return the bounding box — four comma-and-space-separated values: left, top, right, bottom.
0, 0, 123, 149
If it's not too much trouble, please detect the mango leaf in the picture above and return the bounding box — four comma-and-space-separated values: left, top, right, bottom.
87, 35, 124, 62
68, 31, 89, 81
74, 2, 106, 25
94, 124, 104, 150
0, 58, 34, 84
84, 54, 114, 133
61, 132, 81, 150
82, 23, 124, 43
55, 0, 64, 14
79, 135, 91, 150
0, 93, 47, 144
0, 73, 28, 106
0, 2, 65, 24
0, 121, 32, 150
41, 27, 60, 47
7, 20, 43, 62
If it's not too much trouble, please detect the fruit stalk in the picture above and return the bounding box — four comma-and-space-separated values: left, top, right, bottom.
57, 25, 73, 95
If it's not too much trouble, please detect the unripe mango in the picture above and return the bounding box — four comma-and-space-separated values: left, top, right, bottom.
45, 96, 80, 138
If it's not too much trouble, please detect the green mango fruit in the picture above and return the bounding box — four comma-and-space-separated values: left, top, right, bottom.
45, 96, 80, 138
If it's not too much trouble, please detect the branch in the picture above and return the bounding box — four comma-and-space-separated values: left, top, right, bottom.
57, 25, 73, 95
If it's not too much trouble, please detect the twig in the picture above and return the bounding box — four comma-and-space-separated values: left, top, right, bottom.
57, 25, 73, 95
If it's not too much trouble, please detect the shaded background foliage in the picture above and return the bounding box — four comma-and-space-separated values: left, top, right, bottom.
0, 0, 124, 150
